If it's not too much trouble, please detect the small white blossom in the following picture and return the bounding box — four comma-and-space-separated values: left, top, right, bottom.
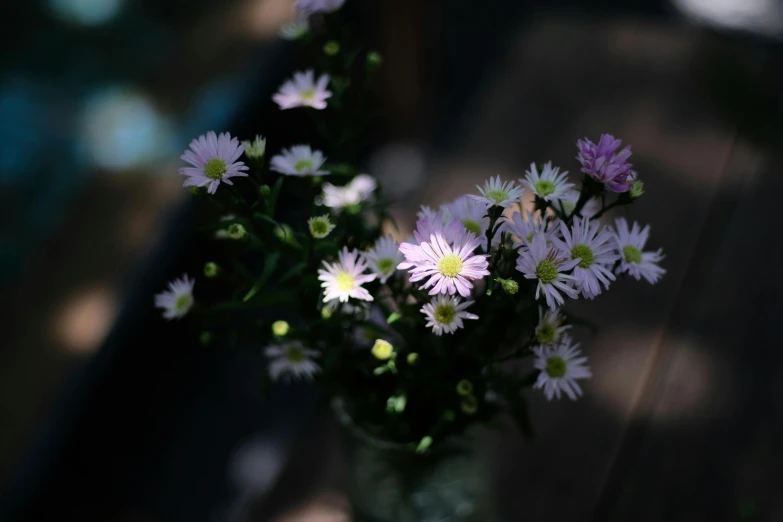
535, 306, 572, 345
521, 161, 573, 202
558, 189, 601, 218
280, 16, 309, 40
470, 175, 524, 209
318, 247, 377, 302
443, 195, 490, 238
420, 295, 478, 335
321, 174, 377, 210
154, 274, 195, 320
362, 235, 404, 284
270, 145, 328, 176
179, 131, 248, 195
515, 233, 579, 309
533, 336, 592, 400
265, 341, 321, 382
273, 69, 332, 110
554, 217, 619, 299
612, 218, 666, 284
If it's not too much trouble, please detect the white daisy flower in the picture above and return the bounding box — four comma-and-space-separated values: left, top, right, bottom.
515, 233, 580, 309
533, 336, 592, 400
321, 174, 377, 210
521, 161, 574, 202
308, 215, 336, 238
280, 16, 309, 40
535, 306, 572, 345
270, 145, 328, 176
443, 195, 490, 238
470, 175, 525, 209
273, 69, 332, 110
502, 210, 561, 247
362, 235, 404, 284
554, 217, 619, 299
265, 341, 321, 382
398, 232, 490, 297
154, 274, 195, 320
420, 295, 478, 336
612, 218, 666, 284
558, 189, 601, 218
179, 131, 249, 195
318, 247, 377, 302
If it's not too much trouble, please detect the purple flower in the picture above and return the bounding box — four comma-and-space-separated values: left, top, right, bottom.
576, 134, 633, 193
179, 131, 248, 194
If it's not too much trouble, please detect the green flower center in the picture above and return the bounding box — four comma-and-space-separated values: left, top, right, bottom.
462, 219, 482, 236
535, 259, 558, 284
561, 201, 575, 213
377, 258, 395, 274
527, 232, 535, 242
438, 254, 463, 278
175, 294, 191, 311
534, 179, 556, 196
294, 159, 314, 172
623, 245, 643, 264
485, 189, 509, 204
300, 89, 315, 100
545, 356, 567, 378
571, 244, 595, 268
434, 303, 456, 325
286, 346, 305, 363
311, 220, 328, 235
204, 158, 227, 180
536, 323, 556, 344
335, 271, 355, 291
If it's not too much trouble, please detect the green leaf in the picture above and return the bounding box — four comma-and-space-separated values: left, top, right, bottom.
242, 252, 280, 302
279, 262, 307, 284
267, 176, 284, 216
386, 311, 402, 324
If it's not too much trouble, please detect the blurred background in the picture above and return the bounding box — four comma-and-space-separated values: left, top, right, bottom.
1, 0, 782, 521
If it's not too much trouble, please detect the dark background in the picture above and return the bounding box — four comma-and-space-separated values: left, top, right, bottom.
1, 0, 782, 521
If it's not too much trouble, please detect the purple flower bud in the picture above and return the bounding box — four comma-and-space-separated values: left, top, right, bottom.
576, 134, 634, 193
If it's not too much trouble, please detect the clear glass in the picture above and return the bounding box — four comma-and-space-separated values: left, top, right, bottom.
334, 398, 495, 522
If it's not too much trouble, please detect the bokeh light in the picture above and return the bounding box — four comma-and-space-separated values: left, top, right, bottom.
48, 0, 125, 26
81, 87, 172, 171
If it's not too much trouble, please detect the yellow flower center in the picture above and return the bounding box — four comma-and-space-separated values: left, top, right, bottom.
377, 258, 394, 274
571, 244, 595, 268
534, 179, 556, 196
535, 259, 558, 284
623, 245, 642, 264
204, 158, 227, 180
294, 159, 314, 172
300, 89, 315, 100
434, 303, 456, 325
335, 271, 355, 291
462, 219, 482, 236
437, 254, 463, 278
545, 356, 567, 378
286, 346, 305, 363
175, 294, 190, 311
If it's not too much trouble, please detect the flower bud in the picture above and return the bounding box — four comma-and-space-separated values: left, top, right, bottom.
227, 223, 247, 240
272, 320, 290, 337
372, 339, 394, 360
200, 331, 214, 345
630, 179, 644, 198
406, 352, 419, 365
456, 379, 473, 396
323, 41, 340, 56
203, 262, 220, 278
258, 184, 271, 197
460, 395, 478, 415
496, 277, 519, 295
366, 51, 382, 71
242, 135, 266, 160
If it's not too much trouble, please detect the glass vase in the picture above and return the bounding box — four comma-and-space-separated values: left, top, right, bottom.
333, 398, 495, 522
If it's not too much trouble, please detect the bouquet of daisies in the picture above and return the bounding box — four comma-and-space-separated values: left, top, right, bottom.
154, 0, 665, 451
